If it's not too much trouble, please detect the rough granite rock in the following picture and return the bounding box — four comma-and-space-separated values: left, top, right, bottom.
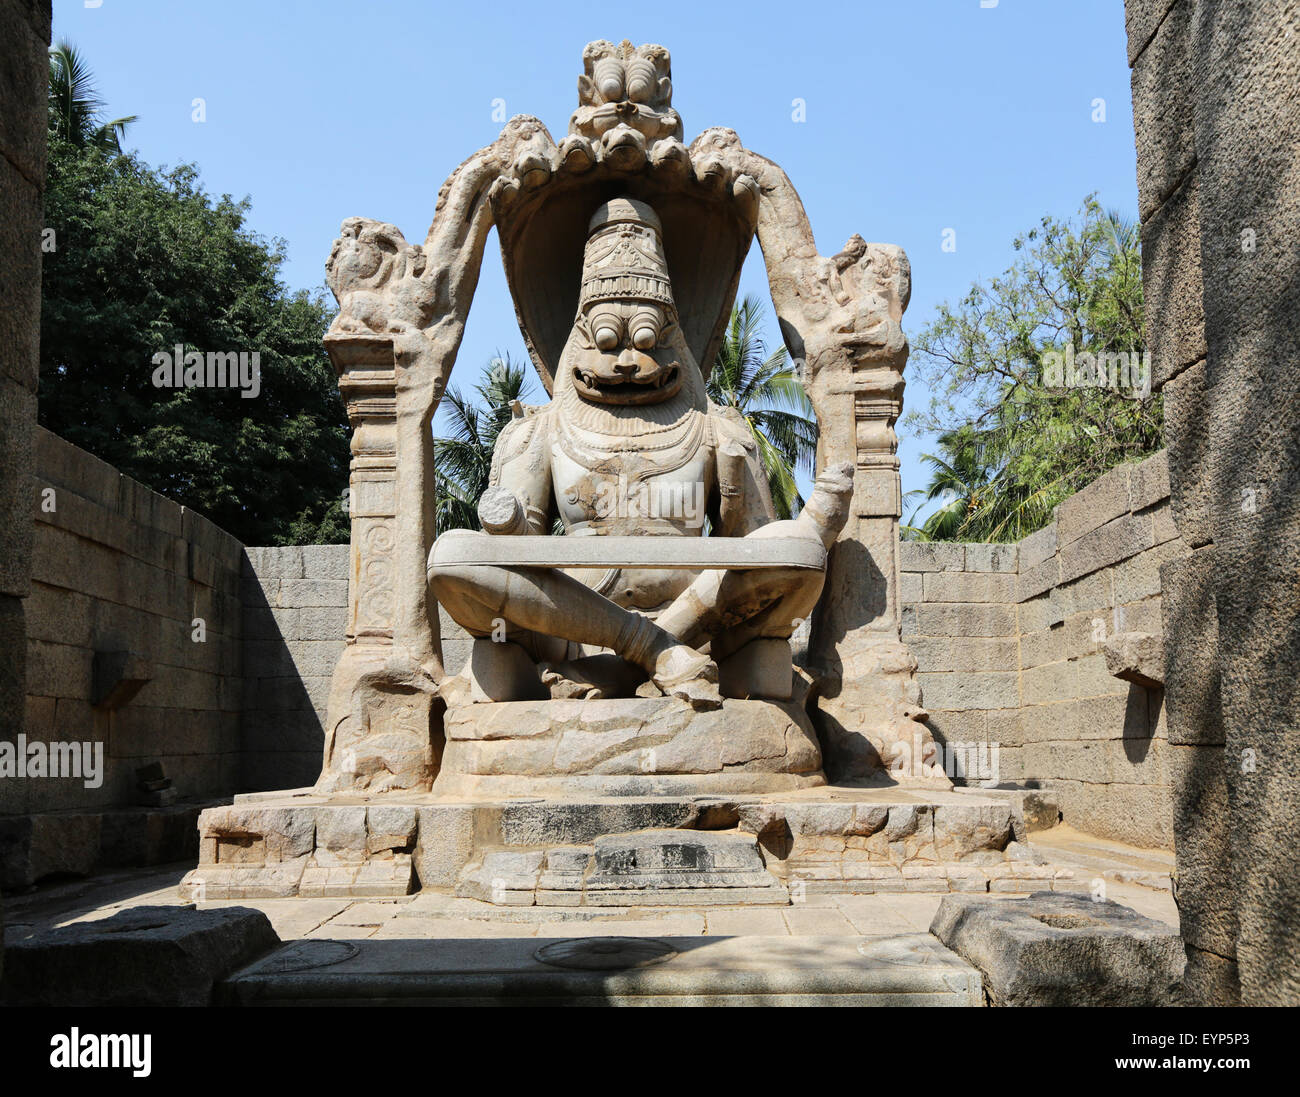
1104, 630, 1165, 688
1, 904, 280, 1006
930, 891, 1184, 1006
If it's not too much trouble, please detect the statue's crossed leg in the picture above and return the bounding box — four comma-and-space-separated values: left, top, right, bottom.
429, 549, 721, 705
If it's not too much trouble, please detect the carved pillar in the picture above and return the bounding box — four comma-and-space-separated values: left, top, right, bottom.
803, 333, 932, 784
336, 335, 399, 644
316, 332, 441, 793
740, 145, 942, 783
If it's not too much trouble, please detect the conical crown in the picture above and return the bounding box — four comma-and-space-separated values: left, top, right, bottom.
579, 198, 675, 312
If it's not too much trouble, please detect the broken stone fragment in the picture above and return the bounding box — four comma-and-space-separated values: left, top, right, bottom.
930, 891, 1184, 1006
1103, 630, 1165, 688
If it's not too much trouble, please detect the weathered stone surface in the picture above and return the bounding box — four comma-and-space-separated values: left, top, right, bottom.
498, 799, 704, 845
1056, 463, 1132, 547
1058, 514, 1155, 585
920, 571, 1016, 604
1125, 0, 1180, 64
1142, 175, 1207, 390
931, 803, 1014, 862
456, 850, 544, 905
586, 830, 778, 892
1, 904, 280, 1006
1160, 549, 1220, 745
931, 891, 1184, 1005
1017, 523, 1058, 572
1129, 0, 1197, 220
1103, 631, 1165, 688
435, 696, 823, 797
300, 856, 414, 898
1162, 360, 1214, 546
963, 543, 1018, 574
221, 933, 983, 1006
414, 804, 475, 888
1129, 451, 1171, 512
197, 803, 317, 863
898, 542, 964, 572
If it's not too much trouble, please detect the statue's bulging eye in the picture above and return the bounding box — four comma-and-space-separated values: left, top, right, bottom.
593, 57, 625, 102
625, 59, 656, 103
632, 326, 657, 351
595, 326, 620, 351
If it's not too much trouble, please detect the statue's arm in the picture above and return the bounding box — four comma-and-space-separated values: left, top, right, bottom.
712, 413, 776, 537
478, 411, 552, 535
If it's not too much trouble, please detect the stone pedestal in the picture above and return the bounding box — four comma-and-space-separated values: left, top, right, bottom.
434, 696, 825, 798
180, 785, 1078, 903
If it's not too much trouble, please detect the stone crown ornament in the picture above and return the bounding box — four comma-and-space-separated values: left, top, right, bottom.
579, 198, 676, 312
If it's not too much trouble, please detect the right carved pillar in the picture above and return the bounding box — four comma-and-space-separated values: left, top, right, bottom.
800, 276, 930, 784
743, 146, 937, 783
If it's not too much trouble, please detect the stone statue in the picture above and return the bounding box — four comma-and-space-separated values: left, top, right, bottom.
429, 196, 854, 709
315, 38, 948, 795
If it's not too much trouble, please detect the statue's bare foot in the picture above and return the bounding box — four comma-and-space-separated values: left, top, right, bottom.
539, 663, 605, 700
651, 644, 722, 710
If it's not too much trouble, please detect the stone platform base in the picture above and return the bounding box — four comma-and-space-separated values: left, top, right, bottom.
181, 786, 1082, 903
219, 933, 985, 1006
0, 801, 218, 891
434, 695, 825, 798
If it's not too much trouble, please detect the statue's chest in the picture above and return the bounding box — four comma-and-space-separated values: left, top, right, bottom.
551, 444, 711, 533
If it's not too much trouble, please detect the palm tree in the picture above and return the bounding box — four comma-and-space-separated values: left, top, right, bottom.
708, 295, 818, 519
903, 421, 1061, 542
48, 41, 137, 152
433, 354, 535, 534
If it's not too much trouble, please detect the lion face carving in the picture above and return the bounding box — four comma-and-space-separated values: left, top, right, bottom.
325, 217, 434, 335
569, 39, 681, 144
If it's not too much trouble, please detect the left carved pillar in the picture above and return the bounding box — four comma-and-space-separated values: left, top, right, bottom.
316, 332, 442, 793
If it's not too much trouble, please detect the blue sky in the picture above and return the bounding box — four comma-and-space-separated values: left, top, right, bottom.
54, 0, 1138, 512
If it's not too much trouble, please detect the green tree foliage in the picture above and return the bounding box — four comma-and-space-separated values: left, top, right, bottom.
903, 197, 1161, 543
39, 131, 349, 545
433, 355, 535, 535
707, 295, 818, 520
47, 41, 137, 152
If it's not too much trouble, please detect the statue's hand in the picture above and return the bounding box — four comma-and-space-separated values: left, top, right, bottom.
478, 487, 527, 535
796, 460, 856, 548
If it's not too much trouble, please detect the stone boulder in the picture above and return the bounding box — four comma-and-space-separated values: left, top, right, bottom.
930, 891, 1184, 1006
1, 904, 280, 1006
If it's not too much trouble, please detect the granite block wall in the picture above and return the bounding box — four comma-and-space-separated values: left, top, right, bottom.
0, 0, 52, 976
10, 429, 245, 817
1124, 0, 1300, 1006
238, 545, 471, 793
902, 451, 1185, 849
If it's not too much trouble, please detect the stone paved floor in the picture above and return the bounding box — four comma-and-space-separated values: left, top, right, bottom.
2, 846, 1178, 947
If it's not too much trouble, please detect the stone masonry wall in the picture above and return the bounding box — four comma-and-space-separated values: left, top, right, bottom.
1125, 0, 1300, 1006
0, 0, 53, 976
902, 450, 1186, 850
12, 429, 245, 816
239, 545, 472, 793
240, 546, 347, 792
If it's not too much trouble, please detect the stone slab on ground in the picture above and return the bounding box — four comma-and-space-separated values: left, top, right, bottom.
219, 932, 983, 1006
930, 891, 1185, 1006
951, 786, 1061, 840
0, 802, 217, 891
1027, 824, 1174, 891
1, 904, 280, 1006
